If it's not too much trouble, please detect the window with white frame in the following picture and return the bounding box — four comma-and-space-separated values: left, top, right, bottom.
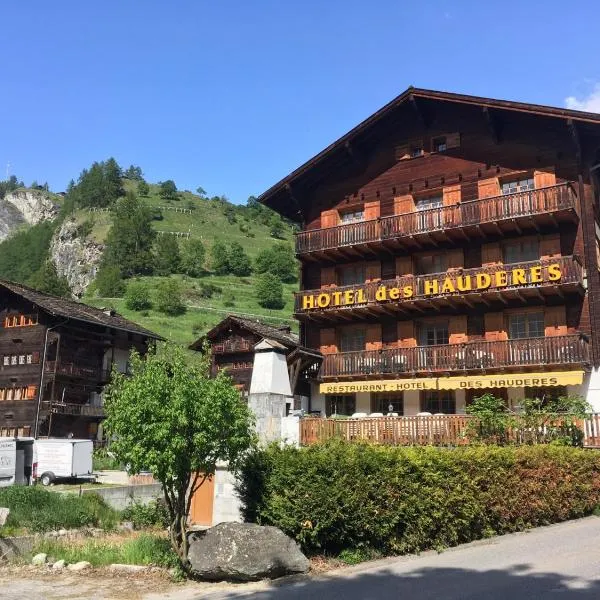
418, 322, 449, 346
509, 312, 544, 339
501, 177, 535, 195
339, 209, 364, 224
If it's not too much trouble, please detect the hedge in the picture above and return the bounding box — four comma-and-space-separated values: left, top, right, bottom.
237, 442, 600, 555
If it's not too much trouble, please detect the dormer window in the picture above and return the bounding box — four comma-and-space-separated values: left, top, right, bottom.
501, 177, 535, 195
432, 136, 447, 152
410, 145, 424, 158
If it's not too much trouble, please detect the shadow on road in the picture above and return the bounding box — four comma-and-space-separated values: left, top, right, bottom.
211, 563, 600, 599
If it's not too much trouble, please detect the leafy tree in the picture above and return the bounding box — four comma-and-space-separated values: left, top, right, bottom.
159, 180, 178, 200
228, 242, 252, 276
28, 261, 71, 298
124, 165, 144, 180
156, 279, 186, 315
255, 272, 285, 309
125, 280, 152, 311
195, 186, 207, 198
102, 192, 156, 277
154, 234, 181, 276
269, 215, 285, 239
94, 264, 125, 297
137, 180, 150, 197
180, 239, 206, 277
254, 244, 297, 283
210, 240, 230, 275
105, 344, 254, 568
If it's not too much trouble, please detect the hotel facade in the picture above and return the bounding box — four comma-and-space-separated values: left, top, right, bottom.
259, 89, 600, 417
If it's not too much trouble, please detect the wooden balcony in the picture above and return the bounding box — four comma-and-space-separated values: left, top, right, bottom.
295, 256, 584, 321
45, 360, 100, 380
297, 183, 578, 258
321, 335, 589, 379
211, 340, 253, 354
43, 401, 105, 418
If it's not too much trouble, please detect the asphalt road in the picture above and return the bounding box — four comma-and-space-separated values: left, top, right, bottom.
175, 516, 600, 600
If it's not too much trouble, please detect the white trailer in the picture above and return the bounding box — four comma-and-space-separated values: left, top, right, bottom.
0, 437, 35, 487
34, 439, 94, 486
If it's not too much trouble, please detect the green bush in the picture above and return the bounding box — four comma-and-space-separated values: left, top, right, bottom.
238, 442, 600, 556
125, 280, 152, 311
0, 486, 119, 533
255, 272, 284, 309
93, 448, 121, 471
122, 500, 169, 530
155, 279, 186, 316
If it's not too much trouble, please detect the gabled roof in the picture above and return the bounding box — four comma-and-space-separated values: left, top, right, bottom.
0, 279, 162, 339
190, 314, 300, 351
258, 86, 600, 214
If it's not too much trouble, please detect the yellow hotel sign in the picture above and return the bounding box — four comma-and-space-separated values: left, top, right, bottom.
319, 371, 584, 394
303, 263, 562, 310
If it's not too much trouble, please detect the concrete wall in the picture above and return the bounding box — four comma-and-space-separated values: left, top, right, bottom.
248, 392, 288, 444
82, 483, 162, 510
212, 464, 242, 526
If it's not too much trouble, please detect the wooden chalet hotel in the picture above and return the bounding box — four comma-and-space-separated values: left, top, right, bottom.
259, 88, 600, 417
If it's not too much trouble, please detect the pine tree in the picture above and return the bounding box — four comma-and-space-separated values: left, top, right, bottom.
28, 261, 71, 298
210, 240, 230, 275
228, 242, 252, 276
154, 234, 181, 276
102, 192, 156, 277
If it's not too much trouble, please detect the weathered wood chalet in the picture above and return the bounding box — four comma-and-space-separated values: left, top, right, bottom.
259, 87, 600, 417
190, 315, 321, 399
0, 279, 161, 439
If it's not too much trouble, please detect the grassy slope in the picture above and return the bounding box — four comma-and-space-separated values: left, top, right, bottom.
80, 182, 298, 344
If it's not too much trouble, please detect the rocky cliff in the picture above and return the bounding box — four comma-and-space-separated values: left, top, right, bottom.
0, 190, 59, 241
50, 219, 104, 297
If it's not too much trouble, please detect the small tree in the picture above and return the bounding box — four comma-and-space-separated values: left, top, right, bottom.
28, 261, 71, 298
94, 264, 125, 297
156, 279, 186, 315
210, 240, 230, 275
196, 186, 207, 198
125, 280, 152, 311
255, 272, 284, 309
465, 393, 513, 445
228, 242, 252, 276
154, 234, 181, 276
137, 180, 150, 196
159, 180, 178, 200
269, 216, 285, 239
255, 244, 297, 283
105, 344, 255, 568
180, 239, 206, 277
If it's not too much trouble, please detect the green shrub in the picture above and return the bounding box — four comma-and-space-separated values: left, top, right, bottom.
93, 448, 121, 471
124, 280, 152, 311
238, 442, 600, 556
255, 273, 284, 309
122, 500, 169, 530
155, 279, 186, 316
0, 486, 119, 533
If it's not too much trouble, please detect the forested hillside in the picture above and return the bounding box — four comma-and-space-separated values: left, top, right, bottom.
0, 160, 299, 343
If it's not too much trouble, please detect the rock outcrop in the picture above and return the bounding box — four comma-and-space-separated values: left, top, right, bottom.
50, 219, 104, 297
0, 189, 60, 241
187, 522, 310, 582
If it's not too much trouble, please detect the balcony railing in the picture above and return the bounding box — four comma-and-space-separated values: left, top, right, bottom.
45, 402, 105, 418
295, 256, 583, 315
321, 335, 589, 378
297, 183, 577, 255
45, 361, 100, 380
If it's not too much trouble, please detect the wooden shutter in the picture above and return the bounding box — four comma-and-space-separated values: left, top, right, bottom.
381, 317, 398, 348
321, 267, 336, 288
321, 210, 338, 228
394, 194, 414, 214
447, 249, 464, 270
365, 261, 381, 283
364, 201, 380, 220
443, 184, 461, 206
478, 178, 500, 199
381, 258, 396, 280
319, 328, 337, 354
396, 256, 413, 277
540, 233, 561, 260
397, 321, 416, 347
449, 316, 468, 344
482, 242, 502, 265
26, 386, 37, 399
484, 312, 507, 341
366, 324, 382, 351
32, 352, 40, 364
534, 169, 556, 189
545, 306, 567, 337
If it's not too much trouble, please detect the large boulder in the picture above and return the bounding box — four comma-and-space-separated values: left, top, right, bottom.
187, 522, 309, 581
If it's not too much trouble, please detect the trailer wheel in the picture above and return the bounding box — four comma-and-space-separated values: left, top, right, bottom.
40, 472, 54, 486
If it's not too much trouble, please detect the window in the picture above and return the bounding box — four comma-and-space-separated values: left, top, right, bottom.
415, 253, 448, 275
416, 195, 443, 211
509, 312, 544, 339
339, 264, 365, 286
10, 356, 17, 366
18, 355, 25, 365
326, 395, 356, 417
418, 322, 449, 346
410, 144, 424, 158
339, 209, 364, 224
2, 357, 9, 366
421, 390, 456, 414
2, 314, 37, 328
432, 137, 447, 152
339, 328, 366, 352
372, 393, 404, 415
524, 386, 568, 405
501, 177, 535, 195
0, 386, 35, 401
415, 195, 443, 231
503, 239, 540, 263
2, 353, 37, 367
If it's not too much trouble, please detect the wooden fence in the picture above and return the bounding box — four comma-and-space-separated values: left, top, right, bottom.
300, 414, 600, 447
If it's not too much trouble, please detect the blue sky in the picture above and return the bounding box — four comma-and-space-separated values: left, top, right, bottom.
1, 1, 598, 203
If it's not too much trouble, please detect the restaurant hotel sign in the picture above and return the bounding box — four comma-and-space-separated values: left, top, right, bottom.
302, 263, 562, 310
319, 371, 585, 394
